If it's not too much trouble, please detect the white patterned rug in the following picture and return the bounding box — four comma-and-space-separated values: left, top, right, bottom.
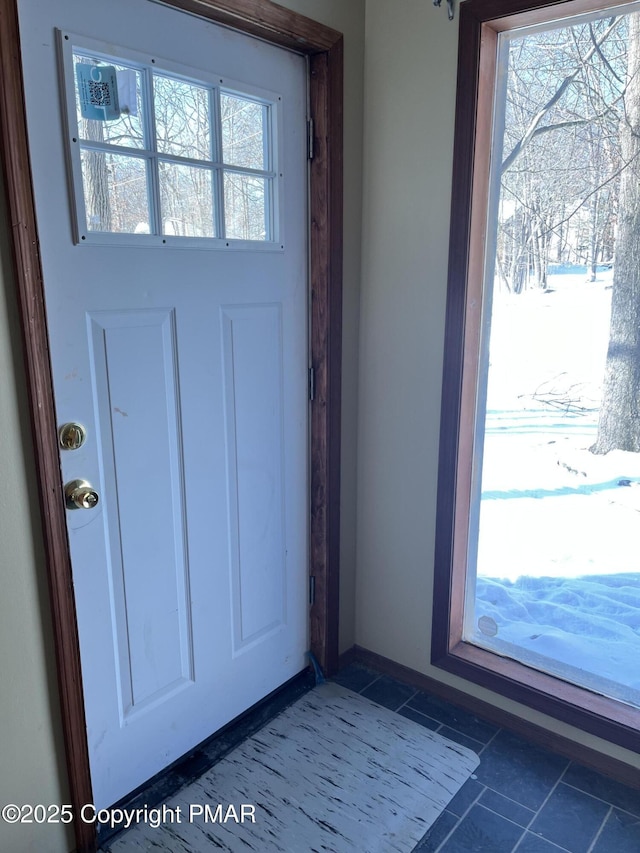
107, 682, 479, 852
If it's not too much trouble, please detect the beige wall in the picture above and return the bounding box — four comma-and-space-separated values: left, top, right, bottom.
356, 0, 640, 772
0, 169, 72, 851
0, 2, 364, 851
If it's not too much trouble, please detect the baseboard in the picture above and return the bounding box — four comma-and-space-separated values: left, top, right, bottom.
342, 645, 640, 791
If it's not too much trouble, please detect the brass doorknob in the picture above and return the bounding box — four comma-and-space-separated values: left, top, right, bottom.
64, 479, 99, 510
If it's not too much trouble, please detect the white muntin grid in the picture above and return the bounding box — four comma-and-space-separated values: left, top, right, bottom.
58, 29, 285, 251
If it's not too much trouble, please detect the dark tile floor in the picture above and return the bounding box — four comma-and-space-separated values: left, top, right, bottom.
334, 664, 640, 853
101, 662, 640, 852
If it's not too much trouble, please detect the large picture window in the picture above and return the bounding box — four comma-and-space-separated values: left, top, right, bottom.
433, 0, 640, 748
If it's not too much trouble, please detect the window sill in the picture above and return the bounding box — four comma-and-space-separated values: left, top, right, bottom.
432, 639, 640, 751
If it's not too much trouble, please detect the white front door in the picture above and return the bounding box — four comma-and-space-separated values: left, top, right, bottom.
18, 0, 308, 809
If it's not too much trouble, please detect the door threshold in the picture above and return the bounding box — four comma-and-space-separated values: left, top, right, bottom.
97, 667, 315, 849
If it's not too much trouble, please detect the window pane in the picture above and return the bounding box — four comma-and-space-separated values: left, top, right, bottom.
80, 150, 150, 233
159, 161, 214, 237
223, 172, 268, 240
221, 94, 267, 170
74, 54, 145, 149
154, 76, 211, 161
465, 11, 640, 709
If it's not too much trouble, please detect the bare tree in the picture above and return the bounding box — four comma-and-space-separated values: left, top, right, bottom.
592, 13, 640, 453
498, 18, 625, 293
496, 11, 640, 454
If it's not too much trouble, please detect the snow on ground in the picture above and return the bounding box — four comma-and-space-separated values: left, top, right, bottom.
470, 267, 640, 706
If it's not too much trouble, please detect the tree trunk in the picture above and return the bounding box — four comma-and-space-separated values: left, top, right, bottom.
84, 118, 112, 231
585, 195, 599, 282
592, 14, 640, 454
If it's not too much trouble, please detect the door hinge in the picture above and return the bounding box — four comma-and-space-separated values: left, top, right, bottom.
308, 366, 315, 401
309, 575, 316, 606
307, 117, 314, 160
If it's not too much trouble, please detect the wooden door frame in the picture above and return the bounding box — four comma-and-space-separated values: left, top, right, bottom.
0, 1, 343, 850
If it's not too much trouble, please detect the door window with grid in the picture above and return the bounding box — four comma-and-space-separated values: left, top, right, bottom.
60, 32, 280, 247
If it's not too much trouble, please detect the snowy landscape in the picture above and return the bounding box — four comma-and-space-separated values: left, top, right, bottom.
470, 267, 640, 707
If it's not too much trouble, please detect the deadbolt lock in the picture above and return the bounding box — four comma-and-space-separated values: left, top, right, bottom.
65, 479, 99, 510
59, 422, 87, 450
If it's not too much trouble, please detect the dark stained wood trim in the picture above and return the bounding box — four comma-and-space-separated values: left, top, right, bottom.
0, 1, 96, 851
466, 0, 635, 30
346, 647, 640, 791
1, 1, 343, 850
154, 0, 341, 52
443, 641, 640, 743
324, 35, 343, 676
433, 0, 640, 757
432, 0, 483, 664
308, 38, 343, 676
451, 21, 498, 648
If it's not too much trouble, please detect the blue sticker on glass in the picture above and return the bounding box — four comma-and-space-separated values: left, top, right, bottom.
76, 63, 120, 121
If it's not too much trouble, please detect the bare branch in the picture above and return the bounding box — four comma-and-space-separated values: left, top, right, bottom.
502, 17, 622, 173
589, 21, 625, 84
